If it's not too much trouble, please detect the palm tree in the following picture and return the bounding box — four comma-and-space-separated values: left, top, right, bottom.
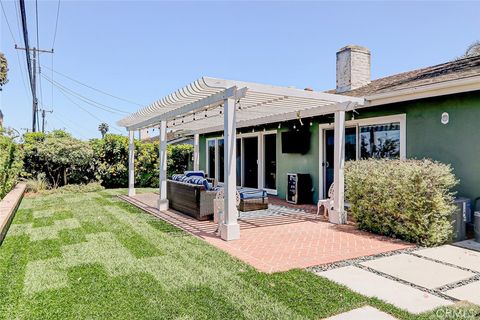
98, 123, 109, 139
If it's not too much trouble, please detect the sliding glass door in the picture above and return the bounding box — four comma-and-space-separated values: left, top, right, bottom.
207, 139, 216, 179
263, 133, 277, 190
243, 137, 258, 188
206, 132, 277, 192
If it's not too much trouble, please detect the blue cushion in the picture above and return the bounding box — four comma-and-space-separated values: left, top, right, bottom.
171, 174, 185, 181
238, 187, 267, 200
186, 177, 210, 190
184, 171, 205, 178
210, 186, 266, 199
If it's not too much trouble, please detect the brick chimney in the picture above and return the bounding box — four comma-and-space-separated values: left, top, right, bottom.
336, 45, 371, 93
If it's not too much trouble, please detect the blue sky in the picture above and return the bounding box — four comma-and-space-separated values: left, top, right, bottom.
1, 1, 479, 139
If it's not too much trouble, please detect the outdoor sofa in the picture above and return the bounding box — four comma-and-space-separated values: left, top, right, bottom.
167, 171, 269, 220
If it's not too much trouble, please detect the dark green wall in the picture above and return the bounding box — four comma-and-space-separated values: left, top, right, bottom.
276, 124, 320, 202
199, 91, 480, 204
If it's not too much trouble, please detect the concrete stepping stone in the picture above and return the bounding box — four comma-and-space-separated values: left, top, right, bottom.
415, 245, 480, 272
444, 281, 480, 305
325, 306, 397, 319
361, 254, 475, 289
318, 266, 452, 314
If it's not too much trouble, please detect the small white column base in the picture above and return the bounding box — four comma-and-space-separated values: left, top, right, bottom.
158, 199, 169, 211
128, 189, 136, 197
220, 222, 240, 241
329, 209, 346, 224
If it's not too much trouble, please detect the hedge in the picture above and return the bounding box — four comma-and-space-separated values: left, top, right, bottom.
0, 130, 22, 199
22, 132, 193, 189
345, 159, 458, 246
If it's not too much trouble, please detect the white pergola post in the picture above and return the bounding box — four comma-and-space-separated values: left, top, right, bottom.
158, 120, 169, 211
128, 130, 136, 197
330, 110, 347, 224
193, 133, 200, 171
219, 98, 240, 241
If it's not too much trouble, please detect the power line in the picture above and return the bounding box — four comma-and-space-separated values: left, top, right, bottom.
41, 74, 130, 115
0, 0, 17, 44
51, 0, 60, 48
51, 111, 89, 140
40, 64, 142, 106
53, 84, 123, 133
18, 0, 37, 131
35, 0, 44, 103
18, 0, 33, 93
1, 0, 30, 97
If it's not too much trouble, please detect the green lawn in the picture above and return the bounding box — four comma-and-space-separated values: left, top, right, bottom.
0, 189, 477, 319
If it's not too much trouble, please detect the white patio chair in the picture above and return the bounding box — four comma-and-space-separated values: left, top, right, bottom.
317, 183, 335, 218
214, 188, 240, 235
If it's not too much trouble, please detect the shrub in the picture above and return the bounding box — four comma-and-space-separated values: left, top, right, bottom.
0, 129, 22, 199
91, 134, 192, 188
167, 144, 193, 177
24, 173, 49, 193
21, 131, 193, 190
22, 131, 95, 187
42, 182, 105, 195
90, 134, 130, 188
345, 159, 458, 246
36, 134, 93, 187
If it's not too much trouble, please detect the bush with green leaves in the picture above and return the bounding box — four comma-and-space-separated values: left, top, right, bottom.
91, 134, 192, 188
345, 159, 458, 246
22, 131, 94, 187
167, 144, 193, 177
0, 129, 22, 199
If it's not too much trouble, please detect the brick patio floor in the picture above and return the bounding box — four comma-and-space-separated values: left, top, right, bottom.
120, 193, 413, 273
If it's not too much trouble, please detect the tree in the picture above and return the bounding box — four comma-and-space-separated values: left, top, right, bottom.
0, 52, 7, 90
98, 122, 109, 139
465, 41, 480, 57
36, 135, 93, 187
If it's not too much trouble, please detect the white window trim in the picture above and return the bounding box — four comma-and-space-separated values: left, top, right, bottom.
262, 131, 278, 195
205, 130, 278, 194
206, 138, 218, 180
318, 114, 406, 199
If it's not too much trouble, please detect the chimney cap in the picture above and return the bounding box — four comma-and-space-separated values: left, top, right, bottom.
337, 45, 370, 54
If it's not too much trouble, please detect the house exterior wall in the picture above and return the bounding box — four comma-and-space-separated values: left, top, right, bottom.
199, 91, 480, 203
359, 91, 480, 201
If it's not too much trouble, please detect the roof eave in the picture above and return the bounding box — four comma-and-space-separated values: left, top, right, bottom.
363, 75, 480, 107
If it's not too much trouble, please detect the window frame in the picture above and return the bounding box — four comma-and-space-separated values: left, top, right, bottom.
318, 114, 406, 199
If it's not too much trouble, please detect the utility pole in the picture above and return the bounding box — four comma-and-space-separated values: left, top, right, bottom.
15, 45, 53, 132
40, 108, 53, 133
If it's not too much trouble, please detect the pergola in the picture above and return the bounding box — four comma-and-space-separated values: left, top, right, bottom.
118, 77, 364, 241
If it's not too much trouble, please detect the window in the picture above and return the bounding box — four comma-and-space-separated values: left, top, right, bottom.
360, 122, 400, 159
320, 114, 406, 198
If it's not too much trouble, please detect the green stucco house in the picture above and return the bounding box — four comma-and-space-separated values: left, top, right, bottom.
198, 45, 480, 204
